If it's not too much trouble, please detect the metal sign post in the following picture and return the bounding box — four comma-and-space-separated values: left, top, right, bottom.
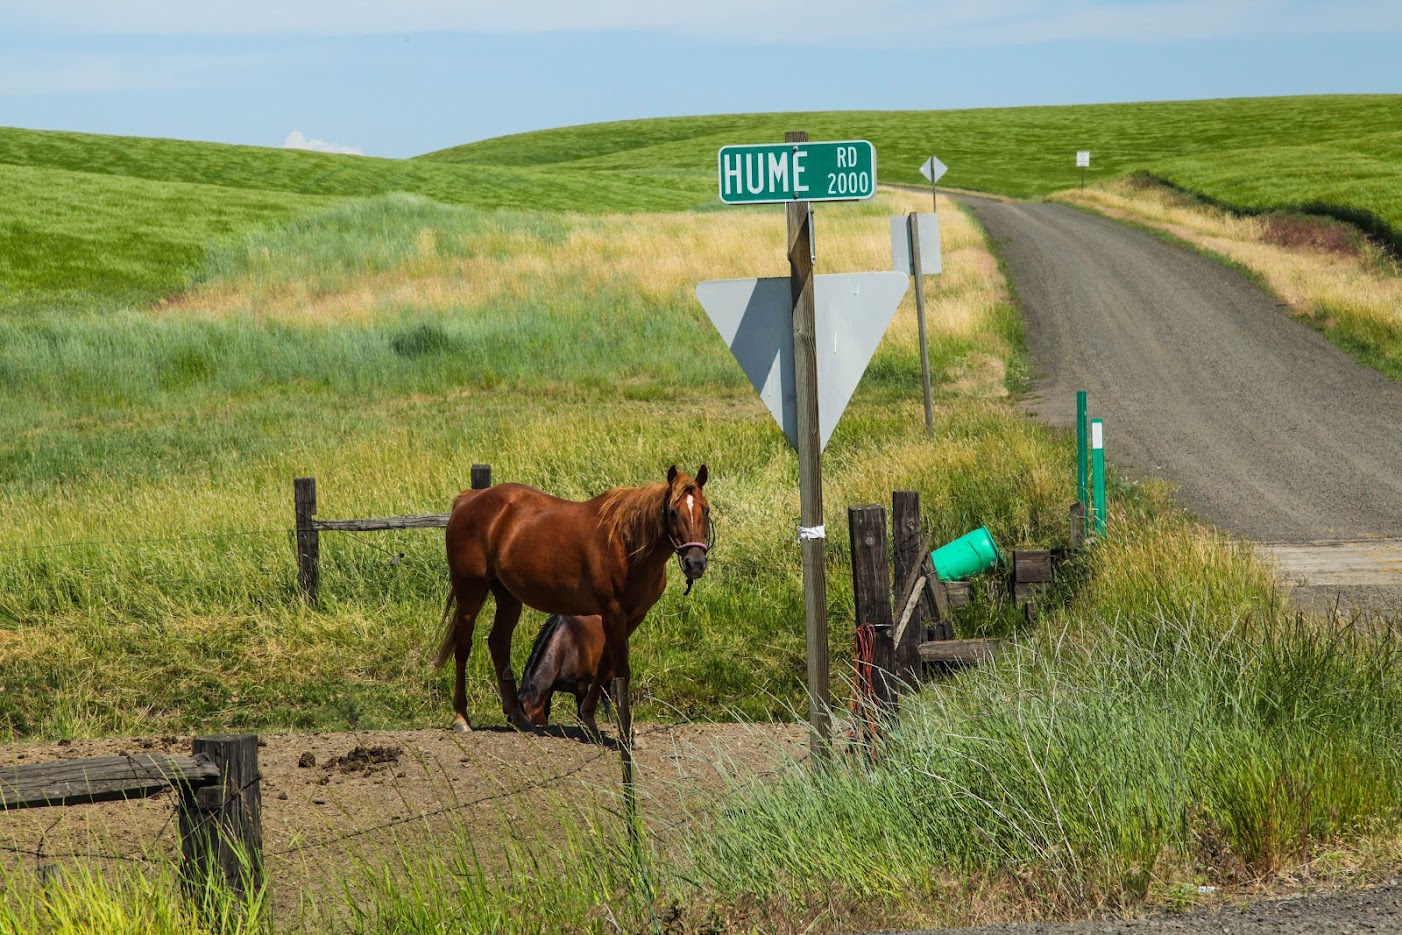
919, 155, 948, 214
908, 213, 934, 434
891, 212, 942, 436
785, 130, 831, 759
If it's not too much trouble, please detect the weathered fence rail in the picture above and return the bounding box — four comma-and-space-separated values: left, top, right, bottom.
0, 754, 220, 810
1, 734, 263, 905
293, 464, 492, 605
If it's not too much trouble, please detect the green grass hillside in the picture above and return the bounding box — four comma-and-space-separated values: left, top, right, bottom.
0, 127, 711, 312
425, 95, 1402, 250
5, 95, 1398, 313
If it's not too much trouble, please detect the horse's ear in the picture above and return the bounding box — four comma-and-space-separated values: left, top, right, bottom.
695, 464, 708, 488
666, 465, 678, 486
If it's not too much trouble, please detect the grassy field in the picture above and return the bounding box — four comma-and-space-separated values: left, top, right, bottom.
5, 94, 1400, 315
5, 98, 1402, 931
0, 127, 711, 313
6, 183, 1401, 934
0, 187, 1057, 739
424, 95, 1402, 250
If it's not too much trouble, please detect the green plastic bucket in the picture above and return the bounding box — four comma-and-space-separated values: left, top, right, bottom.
930, 526, 1003, 581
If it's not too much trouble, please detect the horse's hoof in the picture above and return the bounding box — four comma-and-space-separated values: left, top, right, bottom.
507, 713, 534, 732
451, 719, 473, 734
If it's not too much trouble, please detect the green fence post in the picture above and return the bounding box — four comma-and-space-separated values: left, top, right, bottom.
1076, 390, 1089, 531
1091, 418, 1107, 537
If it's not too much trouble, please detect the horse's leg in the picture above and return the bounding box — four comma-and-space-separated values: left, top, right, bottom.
449, 577, 489, 733
487, 584, 531, 731
602, 611, 632, 746
578, 651, 610, 741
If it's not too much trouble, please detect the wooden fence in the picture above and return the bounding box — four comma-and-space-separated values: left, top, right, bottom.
847, 491, 1075, 715
1, 735, 263, 904
293, 464, 492, 606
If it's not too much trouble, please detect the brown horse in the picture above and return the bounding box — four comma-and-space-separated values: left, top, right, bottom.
518, 614, 608, 726
436, 465, 710, 736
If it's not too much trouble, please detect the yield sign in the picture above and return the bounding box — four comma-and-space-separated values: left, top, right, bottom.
919, 155, 948, 183
696, 272, 910, 451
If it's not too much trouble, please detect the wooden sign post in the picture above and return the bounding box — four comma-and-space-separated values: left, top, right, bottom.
701, 130, 904, 762
786, 130, 831, 758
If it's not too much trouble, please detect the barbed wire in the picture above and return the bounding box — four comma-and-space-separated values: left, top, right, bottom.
265, 725, 678, 857
1, 724, 812, 875
0, 527, 295, 556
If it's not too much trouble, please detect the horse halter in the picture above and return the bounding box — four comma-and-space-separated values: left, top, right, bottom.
666, 500, 714, 596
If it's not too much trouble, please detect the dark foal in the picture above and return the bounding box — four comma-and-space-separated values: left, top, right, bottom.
518, 614, 610, 726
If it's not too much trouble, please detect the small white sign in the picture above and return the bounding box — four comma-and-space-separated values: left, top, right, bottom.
919, 155, 948, 184
1076, 150, 1091, 168
890, 214, 942, 277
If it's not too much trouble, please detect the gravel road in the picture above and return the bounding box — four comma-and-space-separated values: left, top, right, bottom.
961, 197, 1402, 543
857, 879, 1402, 934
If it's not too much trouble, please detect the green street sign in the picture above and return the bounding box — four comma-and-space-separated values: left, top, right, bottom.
718, 140, 877, 205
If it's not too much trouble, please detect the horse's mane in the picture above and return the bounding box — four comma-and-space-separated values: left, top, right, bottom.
595, 481, 669, 556
519, 614, 563, 702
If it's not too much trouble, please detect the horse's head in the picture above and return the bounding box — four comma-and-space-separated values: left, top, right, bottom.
665, 464, 711, 586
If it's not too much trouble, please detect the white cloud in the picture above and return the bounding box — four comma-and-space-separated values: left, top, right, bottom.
283, 130, 363, 155
8, 0, 1401, 44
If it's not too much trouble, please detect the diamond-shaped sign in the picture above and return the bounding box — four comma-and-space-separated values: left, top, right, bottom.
919, 155, 948, 183
696, 272, 909, 451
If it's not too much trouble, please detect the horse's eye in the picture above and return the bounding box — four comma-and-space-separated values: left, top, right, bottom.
669, 507, 679, 519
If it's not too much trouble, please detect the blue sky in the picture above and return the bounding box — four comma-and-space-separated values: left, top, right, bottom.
3, 1, 1399, 158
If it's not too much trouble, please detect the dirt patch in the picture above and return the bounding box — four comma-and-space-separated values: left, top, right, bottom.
1261, 214, 1362, 257
0, 722, 805, 921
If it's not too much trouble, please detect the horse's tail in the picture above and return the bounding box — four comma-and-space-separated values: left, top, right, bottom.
519, 614, 564, 701
432, 587, 458, 670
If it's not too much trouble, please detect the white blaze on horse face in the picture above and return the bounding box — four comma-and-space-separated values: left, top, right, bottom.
686, 495, 696, 530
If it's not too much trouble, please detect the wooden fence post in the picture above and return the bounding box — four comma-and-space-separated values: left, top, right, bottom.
1070, 501, 1086, 550
471, 464, 492, 490
891, 491, 924, 687
294, 477, 319, 606
179, 734, 263, 906
849, 505, 895, 710
612, 675, 639, 856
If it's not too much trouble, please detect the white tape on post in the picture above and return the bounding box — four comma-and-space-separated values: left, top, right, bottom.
798, 525, 827, 541
1091, 421, 1104, 449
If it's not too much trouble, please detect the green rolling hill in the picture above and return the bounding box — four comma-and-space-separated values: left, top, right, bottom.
2, 94, 1398, 313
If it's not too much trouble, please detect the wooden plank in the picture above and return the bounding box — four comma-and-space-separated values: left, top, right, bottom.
315, 514, 450, 532
946, 581, 972, 608
920, 556, 954, 640
918, 638, 1005, 666
1013, 549, 1053, 584
891, 491, 924, 684
1256, 539, 1402, 587
1, 754, 220, 810
849, 505, 896, 705
1070, 501, 1086, 550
